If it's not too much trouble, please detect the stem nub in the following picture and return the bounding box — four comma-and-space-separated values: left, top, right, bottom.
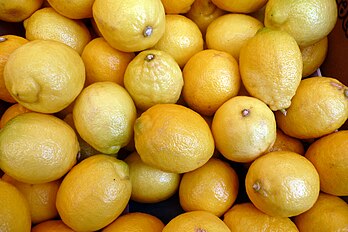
344, 88, 348, 99
144, 54, 155, 62
0, 37, 7, 42
252, 181, 261, 192
241, 109, 250, 117
280, 108, 287, 116
143, 26, 153, 37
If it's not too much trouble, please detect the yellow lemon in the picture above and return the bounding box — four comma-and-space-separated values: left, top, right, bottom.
162, 210, 231, 232
124, 49, 183, 111
134, 103, 215, 173
73, 81, 137, 155
81, 37, 135, 87
102, 212, 165, 232
182, 49, 240, 116
211, 0, 268, 13
179, 158, 239, 217
125, 152, 181, 203
275, 77, 348, 139
301, 36, 328, 77
31, 220, 75, 232
0, 180, 31, 231
212, 96, 277, 163
0, 0, 43, 22
47, 0, 94, 19
239, 27, 302, 111
24, 7, 91, 54
93, 0, 165, 52
2, 174, 60, 224
56, 154, 131, 232
245, 151, 320, 217
185, 0, 226, 36
205, 13, 263, 61
269, 129, 305, 155
0, 103, 31, 128
264, 0, 337, 47
0, 34, 28, 103
294, 192, 348, 232
161, 0, 195, 14
4, 39, 85, 113
223, 202, 299, 232
305, 130, 348, 196
0, 112, 79, 184
153, 14, 204, 68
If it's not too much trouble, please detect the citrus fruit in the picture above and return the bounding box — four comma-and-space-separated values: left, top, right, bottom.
179, 158, 239, 217
264, 0, 337, 47
185, 0, 226, 36
212, 96, 276, 163
56, 154, 131, 232
73, 81, 137, 155
31, 220, 75, 232
47, 0, 94, 19
211, 0, 267, 13
305, 130, 348, 196
24, 7, 91, 54
223, 202, 299, 232
162, 210, 231, 232
161, 0, 195, 14
0, 103, 31, 128
294, 192, 348, 231
0, 112, 79, 184
134, 103, 215, 173
301, 36, 328, 77
81, 37, 135, 87
124, 49, 183, 111
125, 152, 180, 203
245, 151, 320, 217
2, 174, 60, 224
0, 34, 28, 103
0, 180, 31, 231
0, 0, 43, 22
102, 212, 165, 232
93, 0, 165, 52
153, 14, 204, 68
268, 128, 305, 155
182, 49, 240, 116
205, 13, 263, 61
4, 39, 85, 114
275, 77, 348, 139
239, 27, 302, 111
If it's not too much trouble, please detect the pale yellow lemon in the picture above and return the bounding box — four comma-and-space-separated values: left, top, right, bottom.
4, 39, 85, 113
47, 0, 94, 19
56, 154, 131, 232
212, 96, 276, 163
24, 7, 91, 54
211, 0, 268, 13
301, 36, 328, 77
0, 0, 43, 22
206, 13, 263, 61
0, 103, 31, 128
264, 0, 337, 47
239, 27, 302, 111
0, 112, 79, 184
0, 180, 31, 231
93, 0, 165, 52
161, 0, 195, 14
124, 49, 183, 111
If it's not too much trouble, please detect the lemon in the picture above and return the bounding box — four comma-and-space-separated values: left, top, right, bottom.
124, 49, 183, 111
161, 0, 195, 14
301, 36, 328, 77
275, 77, 348, 139
264, 0, 337, 47
0, 112, 79, 184
211, 0, 268, 13
93, 0, 165, 52
4, 39, 85, 113
239, 27, 302, 111
47, 0, 94, 19
0, 0, 43, 22
31, 220, 75, 232
125, 152, 181, 203
134, 103, 215, 173
0, 180, 31, 231
73, 82, 137, 155
212, 96, 277, 163
24, 7, 91, 54
56, 154, 131, 232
